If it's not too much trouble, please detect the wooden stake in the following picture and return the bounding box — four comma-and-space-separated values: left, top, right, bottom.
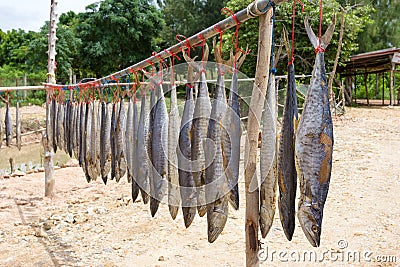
45, 0, 57, 198
382, 73, 385, 105
375, 73, 379, 99
244, 10, 273, 267
364, 73, 369, 106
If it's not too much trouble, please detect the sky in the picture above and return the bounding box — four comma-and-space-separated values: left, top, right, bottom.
0, 0, 96, 32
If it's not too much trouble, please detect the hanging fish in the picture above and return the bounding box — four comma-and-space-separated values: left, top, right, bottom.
296, 17, 336, 247
79, 102, 86, 167
260, 67, 278, 238
137, 91, 150, 204
56, 98, 65, 152
150, 82, 168, 217
110, 101, 118, 180
83, 101, 91, 182
168, 74, 181, 220
51, 97, 57, 153
115, 98, 127, 182
131, 95, 140, 202
16, 101, 21, 151
178, 77, 197, 227
204, 43, 231, 243
125, 98, 134, 183
183, 45, 211, 217
221, 49, 247, 211
72, 102, 79, 159
277, 59, 299, 241
5, 101, 13, 147
147, 87, 156, 209
100, 101, 112, 184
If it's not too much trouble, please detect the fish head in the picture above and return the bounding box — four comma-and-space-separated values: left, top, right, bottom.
298, 203, 322, 247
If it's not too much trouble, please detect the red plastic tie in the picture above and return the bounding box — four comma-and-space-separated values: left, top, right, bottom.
214, 24, 224, 58
176, 34, 192, 57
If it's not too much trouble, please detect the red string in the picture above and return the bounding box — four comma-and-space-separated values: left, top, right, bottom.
214, 24, 224, 58
222, 7, 243, 69
315, 0, 325, 53
193, 33, 206, 60
176, 34, 192, 57
289, 0, 305, 65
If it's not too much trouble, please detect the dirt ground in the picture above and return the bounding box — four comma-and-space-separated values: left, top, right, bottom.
0, 106, 399, 266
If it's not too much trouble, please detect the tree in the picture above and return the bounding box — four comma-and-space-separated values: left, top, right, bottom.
357, 0, 400, 52
223, 0, 373, 77
26, 20, 83, 83
157, 0, 228, 47
77, 0, 165, 77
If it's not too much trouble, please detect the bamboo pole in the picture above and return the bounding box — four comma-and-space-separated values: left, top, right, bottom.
244, 9, 273, 267
44, 0, 57, 198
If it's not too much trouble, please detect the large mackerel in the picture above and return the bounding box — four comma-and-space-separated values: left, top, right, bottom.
183, 46, 211, 217
150, 83, 169, 217
277, 61, 298, 241
296, 17, 336, 247
168, 80, 181, 220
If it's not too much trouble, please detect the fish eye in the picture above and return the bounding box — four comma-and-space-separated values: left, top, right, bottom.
312, 225, 319, 233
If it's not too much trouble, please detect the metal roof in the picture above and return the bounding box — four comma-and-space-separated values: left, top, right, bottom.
339, 47, 400, 76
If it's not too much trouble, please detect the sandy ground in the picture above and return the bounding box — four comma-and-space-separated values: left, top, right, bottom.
0, 106, 399, 266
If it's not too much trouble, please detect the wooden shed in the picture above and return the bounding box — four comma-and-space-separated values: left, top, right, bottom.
338, 47, 400, 106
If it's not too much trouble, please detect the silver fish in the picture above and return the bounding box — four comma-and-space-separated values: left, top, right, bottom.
137, 92, 150, 204
183, 46, 211, 217
116, 99, 127, 182
296, 17, 336, 247
221, 49, 246, 211
277, 61, 298, 241
150, 83, 168, 217
131, 97, 140, 202
204, 52, 229, 243
168, 82, 181, 220
260, 69, 278, 238
100, 101, 112, 184
178, 83, 197, 227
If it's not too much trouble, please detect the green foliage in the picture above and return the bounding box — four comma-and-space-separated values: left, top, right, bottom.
158, 0, 228, 47
76, 0, 164, 77
224, 0, 373, 77
358, 0, 400, 52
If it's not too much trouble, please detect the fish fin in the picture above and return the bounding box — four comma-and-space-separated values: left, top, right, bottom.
182, 49, 200, 72
236, 45, 249, 70
304, 17, 318, 49
282, 25, 291, 58
202, 43, 209, 62
320, 15, 337, 49
305, 15, 336, 50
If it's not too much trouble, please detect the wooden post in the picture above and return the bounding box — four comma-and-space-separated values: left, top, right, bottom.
354, 75, 357, 104
341, 80, 346, 113
364, 73, 369, 106
42, 133, 55, 197
375, 73, 379, 99
45, 0, 58, 197
382, 72, 385, 105
390, 62, 395, 105
244, 10, 273, 267
73, 74, 77, 84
